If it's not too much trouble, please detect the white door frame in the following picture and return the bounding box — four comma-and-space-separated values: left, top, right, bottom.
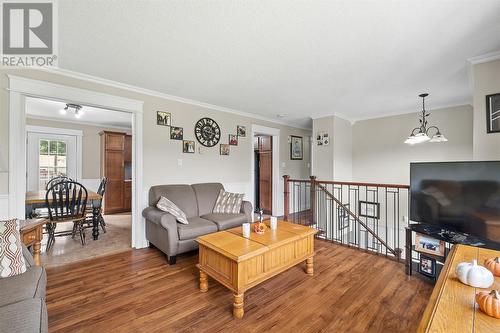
250, 124, 282, 217
7, 75, 147, 248
26, 125, 83, 191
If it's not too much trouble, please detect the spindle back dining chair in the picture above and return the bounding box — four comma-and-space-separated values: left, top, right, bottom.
45, 180, 88, 251
83, 177, 108, 233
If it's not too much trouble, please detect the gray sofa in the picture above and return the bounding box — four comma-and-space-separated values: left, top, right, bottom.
0, 245, 48, 333
142, 183, 252, 264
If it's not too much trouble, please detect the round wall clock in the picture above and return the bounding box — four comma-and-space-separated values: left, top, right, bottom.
195, 117, 221, 147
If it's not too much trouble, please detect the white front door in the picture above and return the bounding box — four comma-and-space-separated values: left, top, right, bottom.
27, 132, 78, 191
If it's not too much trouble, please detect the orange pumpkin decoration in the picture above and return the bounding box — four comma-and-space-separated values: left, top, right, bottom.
485, 257, 500, 277
254, 221, 267, 234
476, 290, 500, 319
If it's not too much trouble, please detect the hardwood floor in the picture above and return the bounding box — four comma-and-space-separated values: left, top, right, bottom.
46, 240, 432, 333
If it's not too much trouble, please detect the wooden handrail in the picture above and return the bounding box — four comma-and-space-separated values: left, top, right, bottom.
285, 177, 409, 189
316, 183, 400, 258
286, 179, 312, 183
315, 180, 409, 189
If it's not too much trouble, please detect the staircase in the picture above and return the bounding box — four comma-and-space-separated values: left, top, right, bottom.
283, 175, 410, 260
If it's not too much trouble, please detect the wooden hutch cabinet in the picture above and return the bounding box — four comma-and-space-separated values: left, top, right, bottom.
100, 131, 132, 214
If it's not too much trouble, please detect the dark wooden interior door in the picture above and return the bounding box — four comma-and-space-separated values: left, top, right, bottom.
104, 150, 124, 213
258, 136, 272, 214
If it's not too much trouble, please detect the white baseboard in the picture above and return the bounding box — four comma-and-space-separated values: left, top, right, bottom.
0, 195, 9, 219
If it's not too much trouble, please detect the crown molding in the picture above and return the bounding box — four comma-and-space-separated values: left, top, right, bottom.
26, 114, 132, 131
36, 67, 311, 130
350, 100, 472, 123
467, 50, 500, 65
309, 112, 354, 124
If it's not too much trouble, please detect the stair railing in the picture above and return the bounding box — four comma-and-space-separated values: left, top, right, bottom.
283, 175, 410, 261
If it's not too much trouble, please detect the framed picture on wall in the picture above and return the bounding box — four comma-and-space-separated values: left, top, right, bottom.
237, 125, 246, 137
220, 144, 230, 155
358, 201, 380, 219
229, 134, 238, 146
337, 204, 350, 230
486, 93, 500, 133
157, 111, 171, 126
170, 126, 183, 140
182, 140, 195, 153
290, 135, 303, 160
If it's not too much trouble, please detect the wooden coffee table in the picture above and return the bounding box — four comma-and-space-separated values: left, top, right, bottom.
196, 220, 318, 319
418, 244, 500, 332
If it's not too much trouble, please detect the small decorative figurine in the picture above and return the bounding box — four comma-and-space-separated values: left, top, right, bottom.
485, 257, 500, 277
456, 259, 494, 288
254, 209, 267, 234
476, 290, 500, 319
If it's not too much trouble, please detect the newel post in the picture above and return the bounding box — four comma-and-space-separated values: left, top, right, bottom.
310, 176, 317, 225
283, 175, 290, 221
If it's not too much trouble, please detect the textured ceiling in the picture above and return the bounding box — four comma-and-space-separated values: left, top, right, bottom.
56, 0, 500, 128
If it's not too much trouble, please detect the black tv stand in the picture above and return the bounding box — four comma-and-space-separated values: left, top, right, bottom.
405, 223, 500, 277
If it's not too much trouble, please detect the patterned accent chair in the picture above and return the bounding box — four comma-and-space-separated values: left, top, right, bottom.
0, 245, 48, 333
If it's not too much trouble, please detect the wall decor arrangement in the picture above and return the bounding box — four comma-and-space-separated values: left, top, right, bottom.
316, 132, 329, 146
220, 144, 230, 155
358, 201, 380, 219
486, 93, 500, 133
290, 135, 303, 160
237, 125, 246, 137
183, 140, 195, 153
170, 126, 184, 140
418, 255, 436, 279
229, 134, 238, 146
195, 117, 221, 147
414, 233, 445, 256
157, 111, 171, 126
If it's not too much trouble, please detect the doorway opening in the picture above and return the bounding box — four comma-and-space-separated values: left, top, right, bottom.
254, 135, 273, 214
25, 96, 133, 267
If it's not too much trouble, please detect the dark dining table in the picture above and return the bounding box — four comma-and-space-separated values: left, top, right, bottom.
25, 190, 103, 240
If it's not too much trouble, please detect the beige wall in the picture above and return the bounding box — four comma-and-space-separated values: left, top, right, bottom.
0, 69, 311, 206
312, 115, 352, 181
312, 116, 334, 179
26, 118, 131, 180
473, 59, 500, 160
352, 105, 474, 184
333, 116, 352, 181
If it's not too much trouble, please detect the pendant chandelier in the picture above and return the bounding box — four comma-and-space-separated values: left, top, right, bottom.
404, 93, 447, 145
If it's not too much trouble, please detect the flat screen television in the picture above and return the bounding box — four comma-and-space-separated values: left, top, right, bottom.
410, 161, 500, 245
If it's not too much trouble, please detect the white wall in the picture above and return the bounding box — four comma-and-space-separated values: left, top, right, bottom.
312, 115, 352, 181
333, 116, 352, 181
473, 59, 500, 160
26, 118, 131, 180
312, 116, 334, 179
0, 69, 311, 218
352, 105, 474, 184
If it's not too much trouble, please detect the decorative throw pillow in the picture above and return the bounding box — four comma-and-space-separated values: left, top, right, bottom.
0, 219, 27, 278
213, 189, 244, 214
156, 196, 189, 224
